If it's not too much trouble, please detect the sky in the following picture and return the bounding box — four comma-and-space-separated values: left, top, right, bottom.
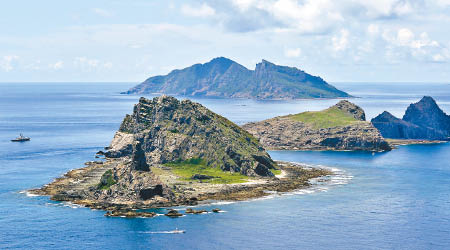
1, 0, 450, 83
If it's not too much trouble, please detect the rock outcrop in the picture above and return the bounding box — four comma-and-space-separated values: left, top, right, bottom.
371, 96, 450, 140
33, 96, 286, 211
109, 95, 277, 177
243, 100, 391, 152
122, 57, 350, 100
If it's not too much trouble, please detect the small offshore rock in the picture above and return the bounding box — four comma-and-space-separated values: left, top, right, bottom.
212, 208, 221, 213
105, 210, 156, 218
165, 209, 183, 218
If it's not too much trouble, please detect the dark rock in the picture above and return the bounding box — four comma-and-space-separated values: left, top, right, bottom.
372, 97, 450, 140
139, 185, 163, 200
165, 209, 183, 217
122, 57, 350, 100
212, 208, 221, 213
105, 210, 156, 218
132, 141, 150, 171
333, 100, 366, 121
185, 208, 207, 214
191, 174, 215, 180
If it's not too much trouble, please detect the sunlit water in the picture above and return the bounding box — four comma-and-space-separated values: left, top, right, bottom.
0, 82, 449, 249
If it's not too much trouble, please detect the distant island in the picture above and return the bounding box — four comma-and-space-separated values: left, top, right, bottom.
122, 57, 350, 100
371, 96, 450, 141
30, 96, 330, 217
243, 100, 391, 152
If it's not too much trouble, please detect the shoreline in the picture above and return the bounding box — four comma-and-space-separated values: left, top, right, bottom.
386, 139, 448, 147
28, 161, 333, 218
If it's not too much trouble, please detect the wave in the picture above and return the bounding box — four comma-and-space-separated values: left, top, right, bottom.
18, 190, 40, 197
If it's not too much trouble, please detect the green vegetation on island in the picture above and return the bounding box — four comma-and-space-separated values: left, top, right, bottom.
164, 158, 249, 184
288, 106, 360, 129
97, 170, 117, 190
123, 57, 350, 100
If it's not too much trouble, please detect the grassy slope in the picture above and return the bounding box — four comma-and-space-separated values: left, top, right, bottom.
288, 107, 359, 129
164, 158, 249, 184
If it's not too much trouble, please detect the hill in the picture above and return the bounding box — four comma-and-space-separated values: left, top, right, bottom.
123, 57, 350, 100
243, 100, 391, 152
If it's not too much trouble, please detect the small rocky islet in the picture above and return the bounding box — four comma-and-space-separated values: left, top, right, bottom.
30, 95, 331, 217
243, 100, 392, 152
371, 96, 450, 141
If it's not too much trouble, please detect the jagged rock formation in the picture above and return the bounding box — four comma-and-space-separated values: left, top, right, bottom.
122, 57, 350, 100
371, 96, 450, 140
243, 100, 391, 152
33, 96, 285, 211
110, 95, 277, 177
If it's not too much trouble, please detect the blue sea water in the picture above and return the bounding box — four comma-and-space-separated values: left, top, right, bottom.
0, 82, 449, 249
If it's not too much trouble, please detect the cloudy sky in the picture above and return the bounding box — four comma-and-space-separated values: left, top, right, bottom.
1, 0, 450, 82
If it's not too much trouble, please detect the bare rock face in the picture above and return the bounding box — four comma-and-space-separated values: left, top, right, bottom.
243, 101, 391, 152
334, 100, 366, 121
131, 141, 149, 171
372, 96, 450, 140
108, 95, 277, 177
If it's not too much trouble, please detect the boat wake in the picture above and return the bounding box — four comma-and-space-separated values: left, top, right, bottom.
141, 230, 185, 234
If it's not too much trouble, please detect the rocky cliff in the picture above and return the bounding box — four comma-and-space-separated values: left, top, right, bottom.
108, 95, 277, 177
123, 57, 350, 100
243, 100, 391, 152
371, 96, 450, 140
34, 96, 284, 210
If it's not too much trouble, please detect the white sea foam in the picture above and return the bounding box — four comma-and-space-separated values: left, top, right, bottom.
141, 230, 185, 234
19, 190, 40, 197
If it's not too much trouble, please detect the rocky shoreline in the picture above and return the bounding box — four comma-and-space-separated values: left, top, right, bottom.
29, 161, 331, 218
243, 100, 391, 152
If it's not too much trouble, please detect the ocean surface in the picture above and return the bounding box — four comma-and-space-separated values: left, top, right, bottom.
0, 82, 449, 249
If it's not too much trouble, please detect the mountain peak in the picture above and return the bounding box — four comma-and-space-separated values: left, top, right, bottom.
208, 57, 235, 65
333, 100, 366, 121
124, 57, 350, 99
372, 96, 450, 140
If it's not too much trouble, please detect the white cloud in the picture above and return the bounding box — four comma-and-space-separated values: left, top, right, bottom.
367, 24, 380, 35
181, 3, 216, 17
284, 47, 302, 58
49, 61, 64, 70
103, 62, 113, 69
232, 0, 258, 11
0, 55, 19, 72
433, 0, 450, 7
92, 8, 114, 17
332, 29, 349, 52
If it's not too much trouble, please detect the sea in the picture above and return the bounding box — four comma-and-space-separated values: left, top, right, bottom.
0, 82, 449, 250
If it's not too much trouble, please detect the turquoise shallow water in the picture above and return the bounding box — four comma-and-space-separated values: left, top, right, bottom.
0, 82, 449, 249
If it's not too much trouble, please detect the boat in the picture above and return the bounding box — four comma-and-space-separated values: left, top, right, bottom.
171, 228, 185, 234
11, 134, 30, 142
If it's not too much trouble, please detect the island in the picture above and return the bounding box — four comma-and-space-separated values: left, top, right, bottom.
243, 100, 391, 152
122, 57, 350, 100
371, 96, 450, 143
30, 96, 331, 217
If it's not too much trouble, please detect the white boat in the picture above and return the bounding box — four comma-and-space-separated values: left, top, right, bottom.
171, 228, 185, 234
11, 134, 30, 142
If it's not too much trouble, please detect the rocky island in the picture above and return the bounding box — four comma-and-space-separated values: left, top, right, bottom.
123, 57, 350, 100
243, 100, 391, 152
371, 96, 450, 141
30, 96, 330, 217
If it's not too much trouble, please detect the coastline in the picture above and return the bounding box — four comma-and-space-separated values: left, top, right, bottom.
386, 139, 448, 147
28, 161, 333, 217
